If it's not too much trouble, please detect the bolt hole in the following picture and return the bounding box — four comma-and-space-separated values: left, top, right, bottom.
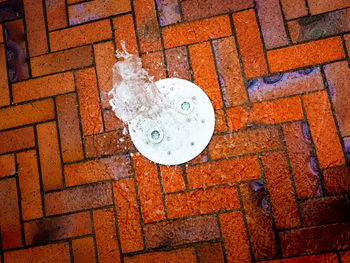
151, 130, 160, 140
190, 142, 195, 146
167, 151, 171, 155
201, 120, 205, 123
181, 101, 191, 111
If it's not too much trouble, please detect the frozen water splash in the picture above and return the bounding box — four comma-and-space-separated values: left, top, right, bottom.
108, 41, 170, 124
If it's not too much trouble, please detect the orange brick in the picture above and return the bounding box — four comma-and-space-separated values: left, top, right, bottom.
160, 165, 186, 193
142, 51, 166, 81
165, 46, 192, 80
12, 72, 75, 103
340, 251, 350, 263
280, 0, 308, 20
133, 154, 166, 223
4, 243, 70, 263
133, 0, 162, 52
23, 0, 48, 56
17, 150, 43, 220
45, 182, 113, 215
261, 151, 300, 229
103, 109, 124, 131
24, 212, 92, 245
0, 24, 3, 42
188, 148, 209, 164
93, 208, 121, 263
45, 0, 67, 31
65, 155, 132, 187
162, 15, 232, 49
0, 178, 22, 249
345, 34, 350, 57
261, 253, 339, 263
187, 155, 261, 189
124, 247, 197, 263
233, 10, 268, 78
67, 0, 82, 3
0, 99, 54, 130
212, 37, 247, 107
0, 154, 15, 177
37, 121, 63, 191
166, 185, 240, 218
197, 242, 225, 263
0, 127, 35, 155
215, 109, 228, 134
50, 20, 112, 51
0, 44, 10, 107
76, 67, 103, 135
209, 126, 284, 160
323, 166, 350, 194
113, 14, 139, 55
308, 0, 350, 15
72, 237, 96, 263
31, 46, 93, 77
94, 41, 115, 108
188, 42, 223, 109
219, 211, 252, 263
56, 93, 84, 163
113, 178, 143, 253
227, 96, 304, 131
267, 37, 345, 73
303, 91, 345, 168
68, 0, 131, 25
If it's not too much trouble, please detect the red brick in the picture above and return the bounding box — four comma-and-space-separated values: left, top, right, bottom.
0, 24, 3, 43
31, 46, 93, 77
260, 253, 339, 263
279, 222, 350, 257
307, 0, 350, 15
267, 37, 345, 73
256, 0, 289, 49
65, 155, 132, 187
50, 20, 112, 51
76, 67, 103, 136
142, 51, 166, 81
187, 155, 260, 189
124, 247, 197, 263
0, 44, 9, 107
24, 212, 92, 245
219, 211, 251, 263
45, 0, 67, 31
93, 208, 121, 263
323, 165, 350, 194
133, 154, 165, 223
324, 61, 350, 137
56, 93, 84, 163
227, 96, 303, 131
262, 151, 300, 229
303, 91, 345, 168
94, 41, 115, 108
233, 10, 268, 78
113, 178, 143, 253
283, 121, 321, 198
133, 0, 162, 53
345, 34, 350, 57
212, 37, 247, 107
214, 109, 228, 134
45, 182, 113, 215
0, 99, 54, 130
157, 0, 181, 26
160, 165, 186, 193
341, 251, 350, 263
188, 42, 223, 109
12, 72, 75, 103
248, 67, 324, 102
37, 121, 63, 191
280, 0, 308, 20
72, 237, 96, 263
165, 46, 192, 81
209, 126, 284, 160
0, 178, 22, 249
17, 150, 43, 220
241, 182, 279, 260
103, 109, 124, 131
181, 0, 253, 21
68, 0, 131, 25
0, 154, 15, 177
144, 215, 220, 249
113, 14, 139, 55
162, 15, 232, 49
197, 242, 225, 263
23, 0, 47, 56
0, 127, 35, 155
84, 130, 135, 158
300, 195, 350, 226
67, 0, 83, 3
166, 185, 240, 218
4, 243, 70, 263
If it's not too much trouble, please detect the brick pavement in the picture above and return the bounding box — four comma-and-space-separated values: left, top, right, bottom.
0, 0, 350, 262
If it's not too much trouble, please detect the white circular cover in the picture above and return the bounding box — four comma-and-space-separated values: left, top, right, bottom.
128, 78, 215, 165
